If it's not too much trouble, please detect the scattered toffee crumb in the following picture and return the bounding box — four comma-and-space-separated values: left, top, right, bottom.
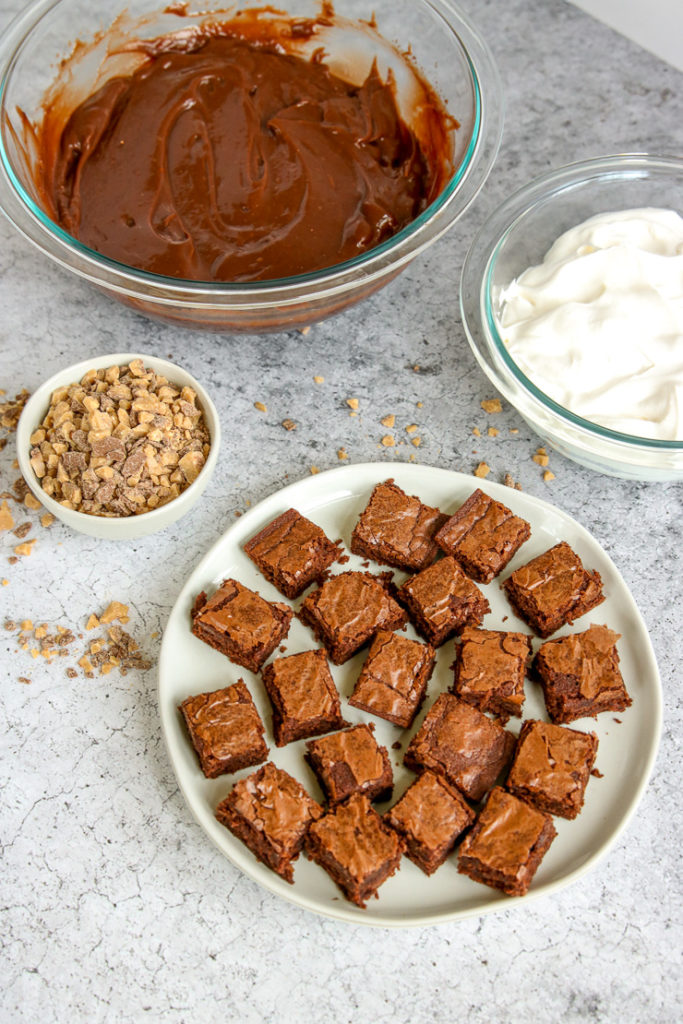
474, 462, 490, 478
591, 768, 604, 778
0, 389, 30, 431
281, 419, 297, 431
481, 398, 502, 413
504, 472, 523, 491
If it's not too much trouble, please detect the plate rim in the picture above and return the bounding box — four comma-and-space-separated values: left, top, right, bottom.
158, 462, 663, 928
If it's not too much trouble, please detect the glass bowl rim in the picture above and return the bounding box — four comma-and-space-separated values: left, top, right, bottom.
461, 152, 683, 453
0, 0, 503, 299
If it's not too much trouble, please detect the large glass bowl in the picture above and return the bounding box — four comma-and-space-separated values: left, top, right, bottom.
460, 154, 683, 481
0, 0, 503, 334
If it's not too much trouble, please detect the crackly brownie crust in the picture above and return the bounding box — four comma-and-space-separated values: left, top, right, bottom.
299, 571, 407, 664
397, 555, 490, 646
349, 630, 436, 728
305, 723, 393, 804
215, 762, 322, 883
404, 693, 516, 802
457, 786, 557, 896
191, 579, 293, 673
435, 488, 531, 584
502, 541, 604, 638
305, 793, 405, 907
350, 479, 447, 572
179, 680, 268, 778
261, 648, 347, 746
244, 508, 342, 599
452, 626, 532, 720
508, 720, 599, 819
533, 624, 631, 724
384, 770, 475, 875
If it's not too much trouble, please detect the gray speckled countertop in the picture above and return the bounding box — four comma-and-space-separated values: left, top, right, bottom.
1, 1, 682, 1021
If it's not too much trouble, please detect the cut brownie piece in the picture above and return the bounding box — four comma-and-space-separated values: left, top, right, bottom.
533, 624, 631, 723
508, 719, 599, 819
215, 762, 322, 883
501, 541, 604, 638
404, 693, 516, 802
348, 630, 436, 728
305, 723, 393, 804
191, 579, 292, 673
179, 680, 268, 778
452, 626, 532, 720
299, 571, 407, 665
457, 786, 557, 896
435, 488, 531, 583
244, 508, 342, 599
350, 478, 447, 571
384, 770, 475, 875
261, 649, 347, 746
397, 555, 490, 646
305, 792, 405, 907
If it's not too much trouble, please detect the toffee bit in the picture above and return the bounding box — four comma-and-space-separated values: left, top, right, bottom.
381, 414, 395, 428
15, 539, 36, 557
253, 401, 267, 413
337, 448, 348, 461
481, 398, 502, 413
503, 472, 523, 491
310, 465, 320, 475
487, 427, 499, 437
472, 427, 481, 437
380, 435, 395, 447
13, 522, 32, 539
0, 500, 15, 531
346, 398, 359, 410
543, 470, 555, 482
405, 424, 418, 434
313, 376, 324, 384
474, 461, 491, 478
411, 437, 421, 447
281, 418, 297, 431
0, 389, 30, 431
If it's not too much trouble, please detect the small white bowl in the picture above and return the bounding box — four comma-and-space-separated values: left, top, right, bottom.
17, 353, 220, 539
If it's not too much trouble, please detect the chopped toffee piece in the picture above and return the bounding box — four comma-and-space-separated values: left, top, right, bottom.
452, 626, 532, 719
457, 786, 557, 896
191, 579, 292, 673
502, 541, 604, 638
384, 770, 475, 875
261, 648, 346, 746
179, 680, 268, 778
299, 571, 407, 664
305, 793, 404, 907
305, 723, 393, 805
349, 630, 436, 728
507, 720, 599, 819
350, 479, 447, 571
215, 762, 322, 883
533, 624, 631, 723
404, 693, 516, 802
397, 555, 490, 646
244, 508, 342, 598
435, 488, 531, 583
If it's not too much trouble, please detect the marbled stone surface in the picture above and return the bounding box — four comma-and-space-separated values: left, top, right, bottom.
1, 1, 681, 1021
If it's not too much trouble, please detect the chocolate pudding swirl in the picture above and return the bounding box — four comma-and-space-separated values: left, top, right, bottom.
44, 26, 453, 283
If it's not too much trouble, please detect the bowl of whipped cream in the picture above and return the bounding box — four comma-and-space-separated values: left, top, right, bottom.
460, 154, 683, 480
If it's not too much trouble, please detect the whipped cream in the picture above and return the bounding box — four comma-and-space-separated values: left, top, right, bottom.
497, 208, 683, 440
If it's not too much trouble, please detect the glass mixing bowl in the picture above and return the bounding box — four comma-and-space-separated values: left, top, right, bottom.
0, 0, 503, 333
460, 153, 683, 481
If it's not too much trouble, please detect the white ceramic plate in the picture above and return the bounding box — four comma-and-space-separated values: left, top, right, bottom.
159, 463, 662, 927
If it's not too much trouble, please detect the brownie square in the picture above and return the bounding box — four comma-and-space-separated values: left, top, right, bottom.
457, 786, 557, 896
261, 649, 347, 746
452, 626, 532, 720
350, 478, 447, 571
348, 630, 436, 728
384, 770, 475, 875
305, 723, 393, 804
508, 720, 599, 819
404, 693, 516, 802
299, 571, 407, 665
397, 555, 490, 646
191, 579, 293, 673
179, 680, 268, 778
502, 541, 605, 638
215, 762, 322, 883
435, 488, 531, 583
305, 793, 405, 907
244, 508, 342, 599
533, 624, 631, 723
